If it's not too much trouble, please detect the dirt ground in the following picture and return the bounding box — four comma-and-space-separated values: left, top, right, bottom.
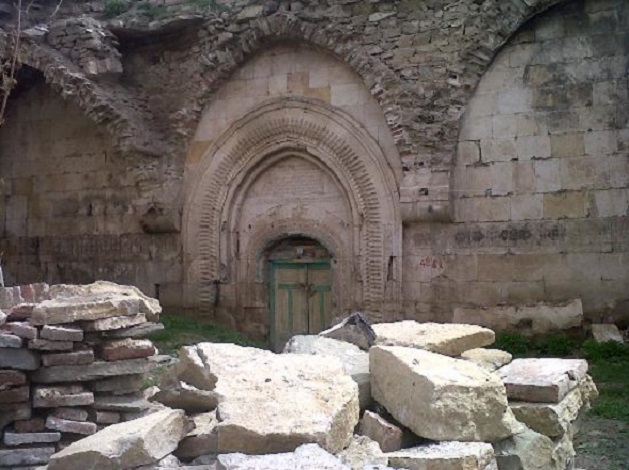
574, 416, 629, 470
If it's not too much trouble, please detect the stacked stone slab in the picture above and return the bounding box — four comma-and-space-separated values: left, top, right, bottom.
0, 281, 163, 469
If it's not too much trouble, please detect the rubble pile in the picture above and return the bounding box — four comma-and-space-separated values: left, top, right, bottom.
0, 300, 599, 470
0, 282, 165, 468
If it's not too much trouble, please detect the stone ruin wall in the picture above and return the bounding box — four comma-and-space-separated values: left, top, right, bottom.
0, 0, 627, 339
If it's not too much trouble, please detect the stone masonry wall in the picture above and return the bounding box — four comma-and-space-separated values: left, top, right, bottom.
402, 0, 629, 322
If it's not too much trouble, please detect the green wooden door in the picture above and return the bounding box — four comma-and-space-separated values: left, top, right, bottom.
269, 261, 332, 351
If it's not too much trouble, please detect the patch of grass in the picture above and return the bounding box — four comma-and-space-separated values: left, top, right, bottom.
138, 2, 167, 20
104, 0, 130, 18
494, 331, 532, 357
149, 313, 265, 355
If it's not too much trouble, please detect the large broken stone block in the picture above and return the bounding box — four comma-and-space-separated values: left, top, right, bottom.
283, 335, 371, 409
178, 343, 359, 454
370, 346, 514, 441
498, 358, 589, 403
591, 324, 624, 343
175, 410, 218, 460
453, 299, 583, 335
152, 381, 219, 413
372, 321, 495, 356
216, 443, 349, 470
460, 348, 512, 372
386, 442, 498, 470
493, 426, 555, 470
510, 375, 598, 437
47, 408, 187, 470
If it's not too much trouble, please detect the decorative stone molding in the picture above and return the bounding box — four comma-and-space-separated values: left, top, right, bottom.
184, 98, 402, 314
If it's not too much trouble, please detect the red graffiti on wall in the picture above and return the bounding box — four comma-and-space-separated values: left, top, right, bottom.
419, 256, 444, 270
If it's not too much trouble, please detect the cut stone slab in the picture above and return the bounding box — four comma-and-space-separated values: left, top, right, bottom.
1, 321, 38, 339
0, 447, 55, 467
92, 394, 151, 412
498, 358, 589, 403
41, 325, 84, 341
94, 410, 121, 424
510, 375, 598, 437
28, 339, 74, 351
372, 321, 495, 356
42, 349, 95, 366
0, 369, 26, 390
31, 294, 141, 326
386, 442, 498, 470
53, 407, 89, 422
31, 358, 155, 383
591, 324, 624, 343
152, 381, 219, 412
46, 416, 98, 435
0, 384, 29, 403
283, 335, 371, 409
460, 348, 513, 372
338, 435, 388, 470
319, 312, 376, 351
0, 332, 22, 347
175, 410, 218, 459
47, 408, 187, 470
90, 374, 144, 393
99, 338, 156, 361
81, 313, 148, 331
179, 342, 359, 454
106, 322, 165, 338
370, 346, 514, 441
33, 384, 94, 408
453, 299, 583, 335
4, 431, 61, 446
49, 281, 162, 321
358, 411, 404, 453
0, 346, 40, 369
216, 443, 349, 470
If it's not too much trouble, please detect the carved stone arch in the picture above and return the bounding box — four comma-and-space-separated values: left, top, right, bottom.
187, 13, 414, 157
183, 97, 401, 316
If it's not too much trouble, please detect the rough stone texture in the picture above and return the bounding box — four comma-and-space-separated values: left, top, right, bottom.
31, 358, 155, 383
0, 369, 27, 390
0, 402, 31, 429
358, 411, 404, 454
46, 415, 98, 435
47, 408, 188, 470
0, 384, 29, 403
52, 407, 89, 422
4, 431, 61, 446
31, 295, 141, 325
28, 338, 74, 350
0, 447, 56, 467
152, 382, 219, 413
283, 335, 371, 409
33, 384, 94, 408
14, 417, 45, 433
493, 425, 557, 470
1, 321, 38, 339
319, 313, 376, 351
498, 358, 589, 403
460, 348, 513, 372
510, 375, 598, 437
0, 347, 40, 370
216, 443, 349, 470
373, 321, 495, 357
106, 322, 165, 339
370, 346, 515, 442
92, 394, 151, 412
338, 436, 388, 470
99, 338, 156, 361
41, 349, 95, 366
386, 442, 498, 470
0, 332, 22, 347
453, 300, 584, 336
81, 313, 148, 331
591, 324, 624, 343
179, 343, 359, 454
40, 325, 84, 341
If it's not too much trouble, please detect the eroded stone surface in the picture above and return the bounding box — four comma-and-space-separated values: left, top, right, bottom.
493, 426, 555, 470
591, 324, 624, 343
370, 346, 514, 441
31, 358, 155, 383
47, 408, 187, 470
175, 410, 218, 460
358, 411, 404, 453
372, 321, 495, 356
283, 335, 371, 409
338, 435, 388, 470
216, 443, 349, 470
179, 343, 359, 454
99, 338, 156, 361
498, 358, 589, 403
386, 441, 498, 470
152, 381, 219, 413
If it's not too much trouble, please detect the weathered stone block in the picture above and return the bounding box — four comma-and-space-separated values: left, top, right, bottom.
92, 394, 151, 412
175, 411, 218, 460
33, 384, 94, 408
31, 358, 155, 383
0, 447, 55, 467
372, 321, 495, 356
0, 369, 27, 390
81, 313, 148, 331
591, 323, 624, 343
358, 411, 403, 453
370, 346, 515, 442
0, 384, 30, 403
4, 431, 61, 446
28, 338, 74, 350
386, 442, 498, 470
42, 349, 94, 366
53, 407, 89, 422
1, 321, 38, 339
46, 415, 98, 435
0, 347, 40, 370
14, 416, 46, 433
31, 295, 141, 325
41, 325, 84, 341
460, 348, 513, 372
99, 338, 156, 361
0, 332, 22, 348
216, 444, 348, 470
498, 358, 589, 403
